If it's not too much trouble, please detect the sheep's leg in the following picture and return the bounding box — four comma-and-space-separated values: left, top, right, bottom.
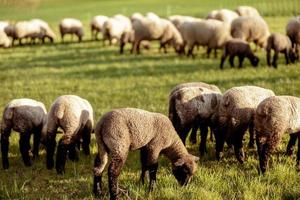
187, 45, 195, 58
266, 50, 272, 66
145, 148, 159, 192
46, 133, 57, 169
179, 126, 191, 146
272, 51, 278, 68
139, 147, 148, 184
229, 55, 235, 67
214, 49, 217, 58
120, 40, 125, 54
1, 128, 11, 169
233, 131, 245, 164
78, 35, 82, 43
55, 138, 69, 174
61, 34, 64, 43
248, 123, 255, 148
215, 128, 225, 161
108, 155, 126, 200
209, 128, 214, 142
33, 130, 41, 158
189, 125, 198, 144
220, 53, 228, 69
238, 55, 245, 68
199, 125, 208, 156
82, 123, 92, 155
206, 47, 212, 58
19, 133, 32, 167
68, 142, 79, 162
284, 49, 290, 65
286, 133, 298, 156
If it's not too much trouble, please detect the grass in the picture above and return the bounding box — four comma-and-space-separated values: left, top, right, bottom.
0, 0, 300, 199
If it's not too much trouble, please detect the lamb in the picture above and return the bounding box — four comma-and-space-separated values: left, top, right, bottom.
180, 19, 232, 58
0, 30, 11, 48
235, 6, 260, 17
286, 16, 300, 60
214, 86, 275, 163
30, 19, 56, 43
266, 33, 297, 68
254, 96, 300, 173
59, 18, 84, 42
220, 38, 259, 69
15, 21, 46, 45
168, 82, 222, 155
90, 15, 108, 41
0, 98, 47, 169
93, 108, 199, 199
45, 95, 93, 174
231, 16, 270, 49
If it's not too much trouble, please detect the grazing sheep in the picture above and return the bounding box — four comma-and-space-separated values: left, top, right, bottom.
30, 19, 56, 43
0, 30, 11, 48
231, 16, 270, 49
236, 6, 260, 17
215, 86, 275, 163
286, 16, 300, 60
93, 108, 199, 199
90, 15, 108, 41
266, 33, 297, 68
0, 98, 47, 169
254, 96, 300, 173
214, 9, 239, 24
4, 24, 17, 45
180, 19, 231, 58
169, 82, 222, 155
59, 18, 84, 42
220, 38, 259, 69
45, 95, 93, 174
131, 15, 184, 54
15, 21, 46, 45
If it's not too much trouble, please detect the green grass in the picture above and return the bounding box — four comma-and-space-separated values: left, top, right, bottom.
1, 0, 300, 199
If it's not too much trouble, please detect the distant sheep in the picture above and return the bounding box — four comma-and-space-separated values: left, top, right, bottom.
59, 18, 84, 42
235, 6, 260, 17
15, 21, 46, 45
0, 30, 11, 48
93, 108, 199, 199
266, 33, 297, 68
220, 38, 259, 69
231, 16, 270, 49
0, 98, 47, 169
90, 15, 108, 41
286, 16, 300, 60
30, 19, 56, 43
45, 95, 93, 174
254, 96, 300, 173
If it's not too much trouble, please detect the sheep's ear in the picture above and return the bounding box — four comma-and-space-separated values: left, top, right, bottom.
189, 154, 199, 162
174, 158, 185, 167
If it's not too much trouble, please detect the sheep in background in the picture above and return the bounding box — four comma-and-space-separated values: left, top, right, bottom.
15, 21, 46, 45
0, 30, 11, 48
30, 19, 56, 43
286, 16, 300, 60
59, 18, 84, 42
90, 15, 108, 41
235, 6, 260, 17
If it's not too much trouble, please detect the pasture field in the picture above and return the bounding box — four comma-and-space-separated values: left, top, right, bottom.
0, 0, 300, 199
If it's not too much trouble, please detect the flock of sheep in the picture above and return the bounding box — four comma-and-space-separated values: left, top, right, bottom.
1, 6, 300, 69
1, 82, 300, 199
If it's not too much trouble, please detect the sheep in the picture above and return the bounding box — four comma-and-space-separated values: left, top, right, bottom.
286, 16, 300, 60
30, 19, 56, 43
168, 15, 198, 30
93, 108, 199, 199
214, 9, 239, 24
45, 95, 93, 174
266, 33, 297, 68
59, 18, 84, 42
168, 82, 222, 155
90, 15, 108, 41
254, 96, 300, 173
131, 15, 184, 54
214, 86, 275, 163
231, 16, 270, 50
0, 98, 47, 169
235, 6, 260, 17
206, 10, 219, 20
2, 24, 17, 45
0, 30, 11, 48
15, 21, 46, 45
220, 38, 259, 69
180, 19, 232, 58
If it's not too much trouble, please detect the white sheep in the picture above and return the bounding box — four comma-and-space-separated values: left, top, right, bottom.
0, 98, 47, 169
30, 19, 56, 43
90, 15, 108, 41
0, 30, 11, 48
235, 6, 260, 17
59, 18, 84, 42
15, 21, 46, 45
45, 95, 93, 174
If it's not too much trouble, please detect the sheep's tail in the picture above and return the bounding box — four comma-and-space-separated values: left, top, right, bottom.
94, 120, 108, 176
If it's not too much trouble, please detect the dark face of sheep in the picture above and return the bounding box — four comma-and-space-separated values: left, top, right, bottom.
174, 44, 185, 55
250, 56, 259, 67
172, 155, 199, 186
288, 49, 297, 63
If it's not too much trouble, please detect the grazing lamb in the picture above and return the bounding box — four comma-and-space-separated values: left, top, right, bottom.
30, 19, 56, 43
286, 16, 300, 60
266, 33, 297, 68
254, 96, 300, 173
93, 108, 199, 199
214, 86, 275, 163
180, 19, 231, 58
231, 16, 270, 49
15, 21, 46, 45
235, 6, 260, 17
59, 18, 84, 42
168, 82, 222, 155
45, 95, 93, 174
220, 38, 259, 69
0, 98, 47, 169
131, 15, 184, 54
90, 15, 108, 41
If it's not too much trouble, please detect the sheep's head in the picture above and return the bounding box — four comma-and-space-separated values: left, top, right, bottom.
172, 154, 199, 186
250, 56, 259, 67
288, 48, 298, 63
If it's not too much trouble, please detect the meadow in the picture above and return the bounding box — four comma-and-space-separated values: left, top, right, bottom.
0, 0, 300, 199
